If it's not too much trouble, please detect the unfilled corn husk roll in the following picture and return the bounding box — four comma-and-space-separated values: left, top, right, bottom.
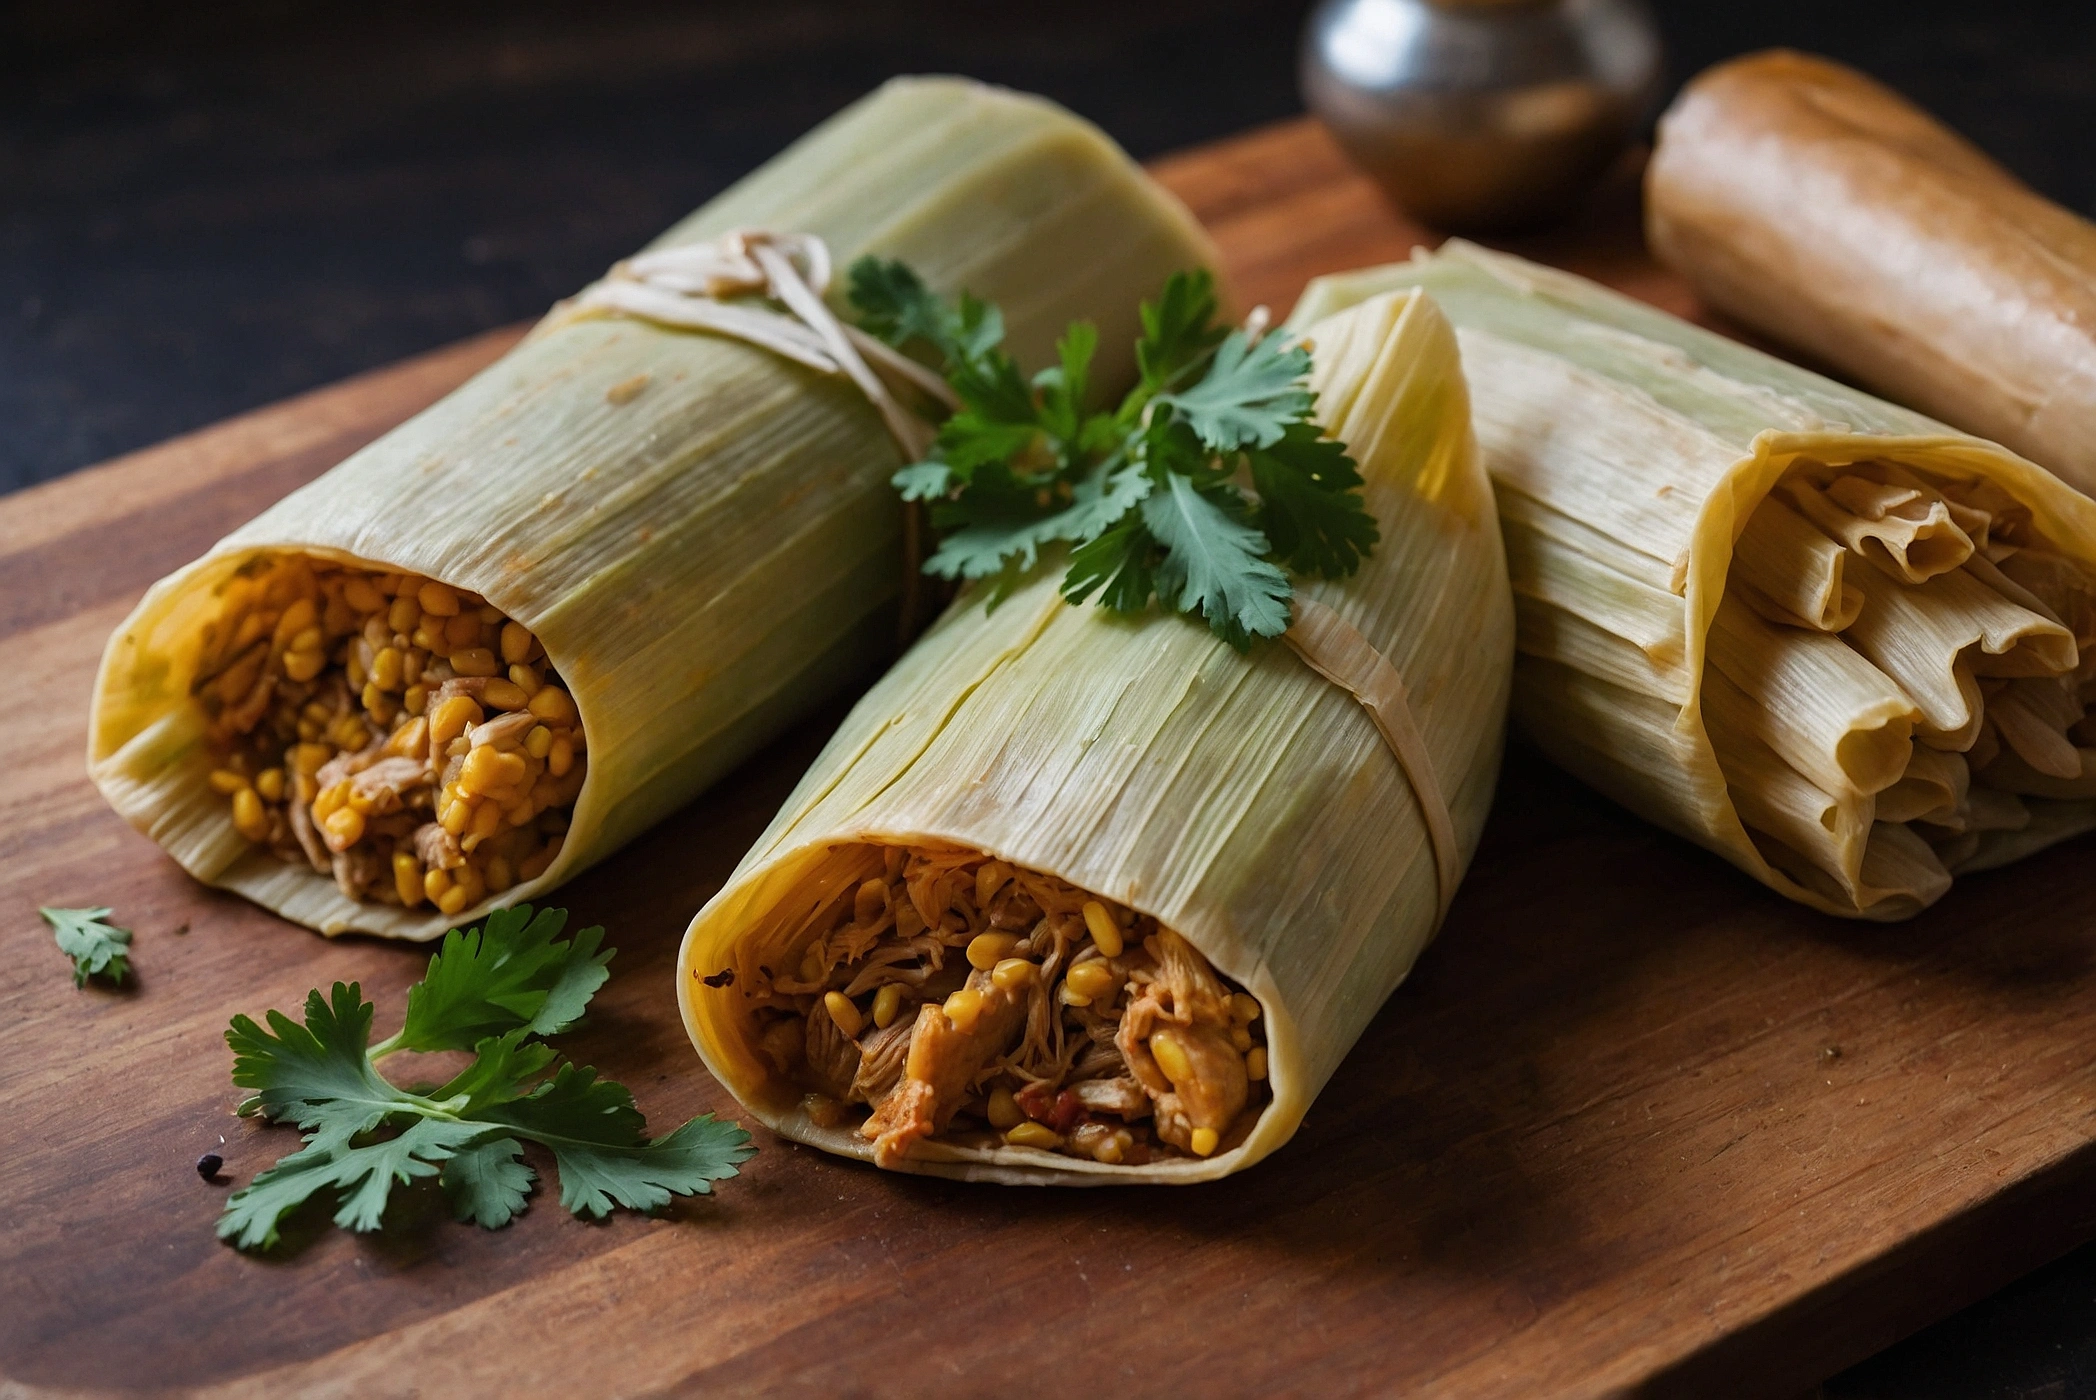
678, 289, 1512, 1182
1293, 240, 2096, 921
1647, 50, 2096, 495
88, 78, 1219, 938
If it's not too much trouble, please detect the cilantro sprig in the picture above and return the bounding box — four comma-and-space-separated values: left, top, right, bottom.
219, 905, 752, 1251
42, 906, 133, 987
849, 260, 1377, 649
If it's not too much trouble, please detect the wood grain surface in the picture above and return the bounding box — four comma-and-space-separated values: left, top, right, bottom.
6, 118, 2096, 1400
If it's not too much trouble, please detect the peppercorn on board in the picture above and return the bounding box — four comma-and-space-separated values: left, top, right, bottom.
8, 116, 2096, 1400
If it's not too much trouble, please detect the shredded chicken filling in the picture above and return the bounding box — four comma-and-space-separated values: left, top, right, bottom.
733, 845, 1270, 1168
1709, 460, 2096, 907
195, 553, 587, 910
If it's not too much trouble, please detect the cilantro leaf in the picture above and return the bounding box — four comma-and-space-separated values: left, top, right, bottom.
42, 906, 132, 987
488, 1065, 754, 1219
1036, 321, 1097, 443
1141, 473, 1293, 649
846, 258, 948, 353
388, 904, 611, 1055
1131, 269, 1227, 403
1155, 329, 1314, 452
1249, 422, 1381, 578
219, 905, 751, 1252
1063, 516, 1162, 614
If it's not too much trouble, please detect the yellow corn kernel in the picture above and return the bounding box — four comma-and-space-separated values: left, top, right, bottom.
447, 736, 471, 758
528, 685, 577, 724
974, 860, 1012, 908
1003, 1122, 1060, 1150
1150, 1030, 1192, 1085
393, 852, 423, 906
411, 622, 444, 652
460, 745, 527, 797
547, 734, 574, 777
1246, 1046, 1268, 1081
370, 646, 404, 691
853, 878, 887, 925
402, 683, 429, 716
1231, 1025, 1254, 1052
1064, 960, 1118, 1002
417, 581, 459, 617
966, 932, 1019, 970
441, 612, 480, 651
1230, 992, 1262, 1024
452, 861, 485, 905
987, 1086, 1024, 1129
343, 577, 385, 612
428, 694, 482, 749
253, 767, 285, 802
231, 787, 269, 841
990, 958, 1035, 993
328, 715, 368, 749
387, 593, 420, 634
312, 778, 350, 821
479, 678, 530, 711
424, 867, 454, 902
798, 944, 825, 983
1059, 986, 1092, 1008
272, 597, 317, 647
507, 662, 541, 695
287, 625, 323, 654
384, 716, 429, 759
283, 648, 326, 683
451, 647, 499, 678
484, 854, 514, 893
293, 774, 318, 806
436, 883, 471, 916
1189, 1127, 1220, 1158
506, 798, 537, 827
872, 983, 904, 1030
499, 620, 533, 665
345, 785, 377, 815
469, 799, 505, 843
524, 724, 553, 759
1081, 901, 1124, 957
440, 796, 472, 836
1092, 1131, 1130, 1166
345, 651, 367, 690
323, 805, 365, 848
943, 988, 984, 1032
361, 681, 386, 715
824, 991, 864, 1039
293, 742, 331, 776
207, 768, 250, 795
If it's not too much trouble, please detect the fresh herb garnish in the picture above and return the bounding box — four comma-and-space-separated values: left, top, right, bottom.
42, 906, 133, 987
218, 904, 752, 1251
848, 260, 1377, 649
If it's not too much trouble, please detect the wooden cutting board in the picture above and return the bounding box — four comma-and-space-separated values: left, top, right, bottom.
7, 118, 2096, 1400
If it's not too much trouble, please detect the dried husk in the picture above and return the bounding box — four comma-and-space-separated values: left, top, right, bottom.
678, 288, 1513, 1183
1292, 240, 2096, 920
88, 78, 1220, 938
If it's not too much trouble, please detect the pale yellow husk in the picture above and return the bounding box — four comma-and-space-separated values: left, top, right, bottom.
678, 288, 1513, 1183
1292, 240, 2096, 920
87, 78, 1220, 938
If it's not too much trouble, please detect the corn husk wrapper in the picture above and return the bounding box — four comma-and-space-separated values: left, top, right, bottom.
1647, 51, 2096, 494
678, 288, 1513, 1184
1293, 240, 2096, 920
87, 78, 1220, 938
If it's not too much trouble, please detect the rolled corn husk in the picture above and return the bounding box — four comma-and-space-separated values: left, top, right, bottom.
87, 78, 1219, 938
1292, 240, 2096, 921
1646, 50, 2096, 495
678, 288, 1513, 1182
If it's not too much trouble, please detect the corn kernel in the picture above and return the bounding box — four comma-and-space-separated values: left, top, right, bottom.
231, 787, 269, 841
208, 768, 250, 795
507, 663, 541, 695
288, 625, 323, 654
990, 958, 1035, 993
460, 745, 527, 797
436, 884, 470, 916
873, 983, 904, 1029
1059, 986, 1092, 1008
1064, 960, 1118, 1001
343, 577, 385, 612
470, 799, 504, 842
1150, 1030, 1192, 1084
1188, 1127, 1220, 1157
403, 683, 429, 716
1003, 1122, 1060, 1150
944, 988, 984, 1031
272, 597, 317, 648
428, 695, 482, 749
528, 685, 577, 724
312, 779, 351, 821
345, 785, 377, 815
283, 648, 326, 683
254, 767, 286, 802
417, 581, 460, 617
393, 852, 423, 906
500, 620, 534, 665
384, 716, 429, 760
1082, 901, 1124, 957
824, 991, 864, 1039
293, 742, 331, 776
484, 855, 515, 893
323, 805, 365, 848
524, 724, 553, 759
548, 734, 574, 777
854, 878, 887, 925
1231, 1025, 1254, 1052
424, 867, 454, 902
1092, 1131, 1130, 1166
480, 678, 530, 711
361, 681, 386, 714
441, 797, 472, 835
369, 646, 403, 691
974, 860, 1012, 908
450, 647, 499, 677
1246, 1046, 1268, 1081
444, 613, 482, 650
411, 622, 444, 652
987, 1086, 1024, 1129
1231, 992, 1261, 1024
966, 932, 1019, 971
387, 594, 421, 634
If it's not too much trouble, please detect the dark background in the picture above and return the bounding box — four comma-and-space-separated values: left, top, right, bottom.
6, 1, 2096, 1393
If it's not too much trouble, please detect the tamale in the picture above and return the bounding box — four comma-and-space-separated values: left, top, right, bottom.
679, 288, 1513, 1183
1294, 240, 2096, 921
1646, 50, 2096, 495
87, 78, 1219, 938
